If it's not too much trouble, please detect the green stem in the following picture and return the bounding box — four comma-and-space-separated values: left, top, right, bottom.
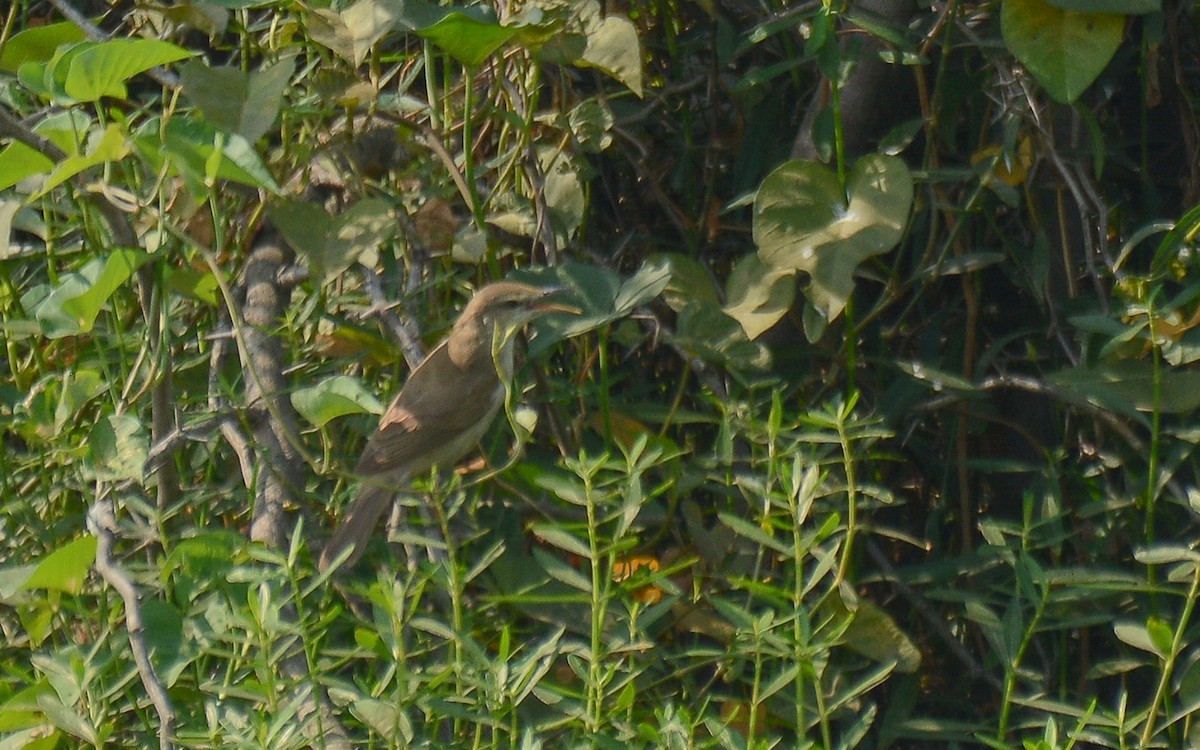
1140, 562, 1200, 746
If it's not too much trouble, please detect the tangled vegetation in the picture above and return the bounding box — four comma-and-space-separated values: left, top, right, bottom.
2, 0, 1200, 747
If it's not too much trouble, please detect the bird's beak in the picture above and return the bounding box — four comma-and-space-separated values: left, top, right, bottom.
528, 286, 580, 316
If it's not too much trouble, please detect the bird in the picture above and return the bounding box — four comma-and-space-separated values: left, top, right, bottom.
318, 280, 574, 573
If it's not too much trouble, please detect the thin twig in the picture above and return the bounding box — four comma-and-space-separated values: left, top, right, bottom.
88, 498, 176, 750
358, 263, 426, 369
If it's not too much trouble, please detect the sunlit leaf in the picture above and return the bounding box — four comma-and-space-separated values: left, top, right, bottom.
1001, 0, 1124, 104
64, 38, 191, 101
0, 141, 54, 192
0, 22, 86, 72
22, 537, 97, 594
61, 249, 151, 334
416, 9, 516, 67
723, 253, 795, 340
292, 375, 384, 428
270, 197, 395, 284
754, 154, 912, 335
89, 414, 148, 482
577, 7, 643, 96
31, 124, 130, 199
307, 0, 401, 66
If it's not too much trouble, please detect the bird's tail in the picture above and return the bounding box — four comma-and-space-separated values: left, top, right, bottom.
318, 484, 394, 573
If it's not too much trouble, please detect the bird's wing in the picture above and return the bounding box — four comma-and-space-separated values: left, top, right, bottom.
353, 341, 504, 476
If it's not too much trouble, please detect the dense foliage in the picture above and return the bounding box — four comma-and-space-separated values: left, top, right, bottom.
3, 0, 1200, 747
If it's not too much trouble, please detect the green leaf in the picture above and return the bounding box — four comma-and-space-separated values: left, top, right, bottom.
34, 262, 99, 338
1048, 361, 1200, 416
532, 547, 592, 592
0, 22, 87, 72
30, 123, 130, 199
416, 9, 516, 67
566, 98, 614, 152
63, 38, 191, 101
539, 145, 587, 245
141, 598, 190, 687
722, 253, 796, 340
0, 141, 55, 192
138, 117, 280, 194
829, 596, 922, 672
17, 42, 87, 102
32, 250, 150, 337
897, 360, 978, 393
718, 512, 790, 555
674, 300, 772, 371
62, 249, 152, 334
291, 375, 384, 428
530, 524, 592, 560
1001, 0, 1125, 104
575, 2, 643, 96
270, 198, 396, 284
753, 154, 912, 333
159, 531, 245, 587
179, 56, 295, 142
520, 259, 669, 355
1113, 620, 1164, 657
1146, 617, 1175, 658
930, 251, 1006, 277
307, 0, 401, 67
88, 414, 148, 482
1040, 0, 1157, 12
165, 267, 218, 305
652, 252, 722, 312
22, 537, 97, 594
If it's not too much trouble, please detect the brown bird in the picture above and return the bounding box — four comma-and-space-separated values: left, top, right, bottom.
318, 281, 574, 572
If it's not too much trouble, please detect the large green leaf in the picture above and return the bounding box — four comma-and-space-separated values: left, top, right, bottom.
753, 154, 912, 333
64, 38, 191, 101
135, 117, 280, 194
415, 9, 516, 67
292, 375, 384, 428
722, 253, 795, 340
518, 259, 670, 356
61, 249, 152, 334
88, 414, 148, 482
1048, 360, 1200, 417
0, 22, 86, 73
269, 197, 395, 284
1001, 0, 1125, 104
30, 123, 129, 200
672, 300, 772, 371
34, 250, 151, 338
179, 56, 294, 142
578, 11, 643, 97
307, 0, 402, 67
22, 537, 97, 594
0, 142, 54, 192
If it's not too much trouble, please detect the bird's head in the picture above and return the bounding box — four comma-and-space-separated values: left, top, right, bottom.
448, 281, 577, 365
461, 281, 577, 332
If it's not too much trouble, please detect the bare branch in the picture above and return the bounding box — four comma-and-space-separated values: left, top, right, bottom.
88, 498, 176, 750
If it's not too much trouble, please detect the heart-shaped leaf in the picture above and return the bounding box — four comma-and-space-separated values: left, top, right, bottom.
64, 38, 192, 101
292, 375, 384, 428
723, 253, 795, 340
753, 154, 912, 330
1001, 0, 1125, 104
